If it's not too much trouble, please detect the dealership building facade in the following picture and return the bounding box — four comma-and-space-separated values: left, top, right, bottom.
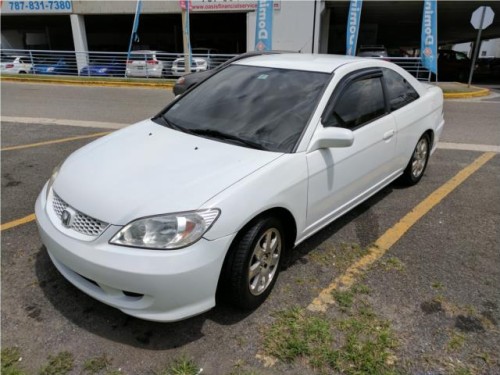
2, 1, 500, 61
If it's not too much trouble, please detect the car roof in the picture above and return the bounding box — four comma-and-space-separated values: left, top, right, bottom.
233, 53, 362, 73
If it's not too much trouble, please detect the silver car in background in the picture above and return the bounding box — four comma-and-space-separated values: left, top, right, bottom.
125, 50, 166, 78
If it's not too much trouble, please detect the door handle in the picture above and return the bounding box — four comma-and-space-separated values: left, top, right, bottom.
383, 129, 395, 140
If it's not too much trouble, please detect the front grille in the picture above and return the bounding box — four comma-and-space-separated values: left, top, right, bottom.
52, 193, 108, 237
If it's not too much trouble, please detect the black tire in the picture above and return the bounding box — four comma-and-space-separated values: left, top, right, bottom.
400, 133, 431, 186
224, 217, 285, 310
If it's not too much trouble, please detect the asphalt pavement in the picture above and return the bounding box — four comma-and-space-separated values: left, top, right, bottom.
1, 81, 498, 374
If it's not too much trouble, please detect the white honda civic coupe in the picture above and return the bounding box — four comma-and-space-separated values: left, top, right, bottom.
35, 54, 444, 322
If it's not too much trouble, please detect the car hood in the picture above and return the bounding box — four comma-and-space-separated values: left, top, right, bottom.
53, 120, 283, 225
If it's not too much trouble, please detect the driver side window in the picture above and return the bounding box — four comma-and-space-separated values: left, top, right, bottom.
324, 76, 386, 130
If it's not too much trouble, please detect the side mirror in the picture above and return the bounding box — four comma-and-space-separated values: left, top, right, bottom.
308, 127, 354, 152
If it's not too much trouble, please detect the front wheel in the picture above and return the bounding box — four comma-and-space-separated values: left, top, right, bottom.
400, 133, 430, 186
224, 217, 284, 310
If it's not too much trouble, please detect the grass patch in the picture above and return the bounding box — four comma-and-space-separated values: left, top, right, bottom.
332, 290, 355, 311
264, 295, 398, 374
333, 284, 370, 312
228, 360, 260, 375
381, 256, 405, 272
447, 331, 466, 351
1, 347, 26, 375
39, 352, 74, 375
309, 242, 369, 271
264, 307, 338, 368
154, 356, 200, 375
335, 309, 398, 374
83, 354, 112, 374
432, 281, 445, 290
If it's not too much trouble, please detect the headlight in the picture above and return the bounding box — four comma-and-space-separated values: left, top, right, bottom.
98, 68, 107, 73
46, 163, 61, 200
110, 209, 220, 250
46, 67, 55, 72
176, 76, 185, 85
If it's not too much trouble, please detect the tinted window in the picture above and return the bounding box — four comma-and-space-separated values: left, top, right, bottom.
159, 65, 329, 153
129, 54, 154, 61
326, 77, 386, 129
383, 68, 419, 111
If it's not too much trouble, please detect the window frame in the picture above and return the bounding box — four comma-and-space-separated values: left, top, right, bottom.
321, 68, 390, 131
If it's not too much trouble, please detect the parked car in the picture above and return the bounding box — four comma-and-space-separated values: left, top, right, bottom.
31, 57, 77, 75
173, 50, 285, 96
0, 55, 33, 74
474, 56, 500, 79
171, 48, 218, 77
357, 45, 389, 58
437, 49, 471, 81
35, 54, 444, 322
125, 50, 166, 78
80, 57, 126, 77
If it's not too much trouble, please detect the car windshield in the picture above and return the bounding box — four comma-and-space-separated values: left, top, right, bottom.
157, 64, 329, 153
129, 54, 154, 61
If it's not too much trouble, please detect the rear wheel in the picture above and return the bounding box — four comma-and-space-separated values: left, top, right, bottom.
224, 217, 284, 310
400, 133, 430, 186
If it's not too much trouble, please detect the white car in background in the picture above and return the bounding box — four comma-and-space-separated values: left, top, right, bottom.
171, 48, 218, 77
125, 50, 166, 78
36, 54, 444, 322
0, 55, 33, 74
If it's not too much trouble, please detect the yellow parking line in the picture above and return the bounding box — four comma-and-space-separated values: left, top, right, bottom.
1, 214, 36, 232
308, 152, 496, 312
1, 132, 111, 152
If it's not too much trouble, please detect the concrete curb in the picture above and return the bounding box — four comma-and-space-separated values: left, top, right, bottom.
440, 82, 490, 99
1, 76, 491, 98
0, 76, 175, 89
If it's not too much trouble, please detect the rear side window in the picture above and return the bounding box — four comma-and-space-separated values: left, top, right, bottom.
383, 68, 419, 111
129, 54, 154, 61
325, 76, 386, 130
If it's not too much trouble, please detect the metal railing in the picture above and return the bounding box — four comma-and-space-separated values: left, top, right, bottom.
382, 57, 433, 81
1, 49, 433, 81
0, 49, 237, 79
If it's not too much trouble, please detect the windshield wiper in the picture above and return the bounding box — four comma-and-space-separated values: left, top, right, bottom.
189, 129, 269, 151
155, 115, 197, 135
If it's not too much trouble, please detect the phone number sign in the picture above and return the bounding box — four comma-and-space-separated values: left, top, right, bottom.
2, 0, 73, 14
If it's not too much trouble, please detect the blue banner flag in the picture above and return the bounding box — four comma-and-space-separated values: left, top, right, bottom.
421, 0, 438, 75
127, 0, 143, 58
346, 0, 363, 56
255, 0, 273, 51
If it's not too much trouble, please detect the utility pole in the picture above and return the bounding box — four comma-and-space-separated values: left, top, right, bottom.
181, 0, 191, 74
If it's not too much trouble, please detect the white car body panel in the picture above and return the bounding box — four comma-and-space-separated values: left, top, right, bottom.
305, 114, 399, 238
35, 53, 444, 321
36, 189, 235, 321
54, 120, 283, 225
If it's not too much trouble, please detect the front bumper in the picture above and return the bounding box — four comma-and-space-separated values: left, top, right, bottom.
35, 185, 234, 322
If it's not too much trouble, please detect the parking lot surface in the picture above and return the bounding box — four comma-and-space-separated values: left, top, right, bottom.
1, 82, 499, 374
